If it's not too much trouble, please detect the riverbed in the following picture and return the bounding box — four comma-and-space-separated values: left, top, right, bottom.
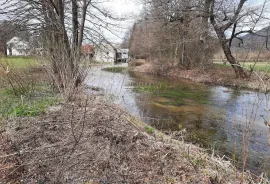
85, 66, 270, 176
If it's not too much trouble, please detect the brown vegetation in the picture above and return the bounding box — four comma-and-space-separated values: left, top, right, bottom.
0, 93, 263, 183
1, 0, 124, 99
129, 0, 219, 70
128, 0, 269, 78
132, 60, 270, 91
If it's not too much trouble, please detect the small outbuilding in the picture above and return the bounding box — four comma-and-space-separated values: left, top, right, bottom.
7, 37, 30, 56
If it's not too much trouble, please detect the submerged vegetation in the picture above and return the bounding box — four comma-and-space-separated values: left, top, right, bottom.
133, 81, 210, 106
102, 66, 127, 73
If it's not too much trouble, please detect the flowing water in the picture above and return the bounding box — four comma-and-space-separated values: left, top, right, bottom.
85, 66, 270, 176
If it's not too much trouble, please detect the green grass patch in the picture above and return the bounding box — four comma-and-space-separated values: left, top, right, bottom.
0, 83, 61, 118
0, 57, 60, 118
214, 61, 270, 72
0, 56, 38, 68
102, 67, 127, 73
8, 97, 60, 117
145, 126, 154, 134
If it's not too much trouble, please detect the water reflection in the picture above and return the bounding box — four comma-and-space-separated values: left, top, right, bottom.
85, 67, 270, 175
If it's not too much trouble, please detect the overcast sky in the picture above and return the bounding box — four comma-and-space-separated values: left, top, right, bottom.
101, 0, 142, 43
1, 0, 269, 43
105, 0, 141, 15
104, 0, 270, 42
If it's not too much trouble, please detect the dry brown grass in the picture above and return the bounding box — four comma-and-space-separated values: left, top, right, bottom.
129, 59, 147, 67
0, 93, 266, 183
132, 62, 270, 92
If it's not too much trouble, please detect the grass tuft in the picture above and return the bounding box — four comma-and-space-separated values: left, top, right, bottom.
0, 84, 60, 118
8, 97, 60, 117
145, 126, 154, 134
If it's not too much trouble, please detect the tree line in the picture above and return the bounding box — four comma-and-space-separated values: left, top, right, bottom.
128, 0, 270, 78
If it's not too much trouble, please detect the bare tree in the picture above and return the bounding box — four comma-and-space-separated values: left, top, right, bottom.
0, 0, 125, 97
130, 0, 269, 77
129, 0, 218, 69
209, 0, 269, 78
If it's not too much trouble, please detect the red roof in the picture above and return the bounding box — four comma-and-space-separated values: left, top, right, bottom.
81, 44, 94, 54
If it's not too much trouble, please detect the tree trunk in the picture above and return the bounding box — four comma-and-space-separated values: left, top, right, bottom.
78, 0, 87, 48
3, 44, 7, 57
221, 43, 247, 78
209, 0, 248, 78
72, 0, 79, 49
201, 0, 211, 65
179, 23, 189, 68
57, 0, 73, 74
216, 29, 247, 78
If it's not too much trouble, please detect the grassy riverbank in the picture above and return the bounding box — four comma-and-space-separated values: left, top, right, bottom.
131, 61, 270, 92
0, 61, 268, 183
1, 92, 265, 183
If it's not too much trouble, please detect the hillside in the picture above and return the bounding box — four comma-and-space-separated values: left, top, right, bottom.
231, 26, 270, 52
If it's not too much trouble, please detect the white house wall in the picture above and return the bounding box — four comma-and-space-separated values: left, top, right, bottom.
94, 45, 115, 63
7, 49, 28, 56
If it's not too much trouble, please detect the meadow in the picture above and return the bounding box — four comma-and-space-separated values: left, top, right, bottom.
214, 61, 270, 72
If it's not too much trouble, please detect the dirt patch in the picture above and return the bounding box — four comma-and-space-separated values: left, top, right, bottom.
132, 62, 270, 91
0, 94, 263, 183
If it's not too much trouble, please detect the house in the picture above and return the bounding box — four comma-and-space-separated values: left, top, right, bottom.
7, 37, 30, 56
94, 43, 116, 63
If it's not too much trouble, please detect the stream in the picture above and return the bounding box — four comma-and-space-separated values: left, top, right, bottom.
85, 66, 270, 176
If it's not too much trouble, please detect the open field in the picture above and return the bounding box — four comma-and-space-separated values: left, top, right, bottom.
0, 56, 38, 68
214, 61, 270, 72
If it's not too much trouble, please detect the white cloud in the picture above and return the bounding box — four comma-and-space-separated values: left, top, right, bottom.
105, 0, 140, 16
99, 0, 141, 43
